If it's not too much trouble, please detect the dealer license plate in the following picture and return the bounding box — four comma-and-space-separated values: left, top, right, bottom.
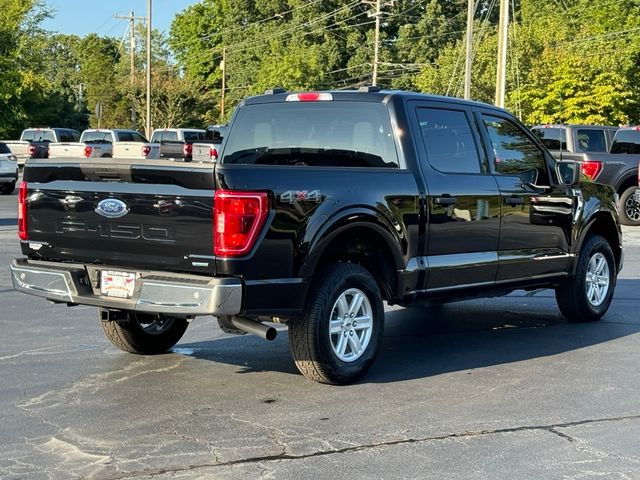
100, 270, 137, 298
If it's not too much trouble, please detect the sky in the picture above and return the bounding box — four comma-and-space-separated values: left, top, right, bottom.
42, 0, 198, 38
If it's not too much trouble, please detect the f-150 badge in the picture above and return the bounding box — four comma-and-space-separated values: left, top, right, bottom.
95, 199, 129, 218
280, 190, 321, 204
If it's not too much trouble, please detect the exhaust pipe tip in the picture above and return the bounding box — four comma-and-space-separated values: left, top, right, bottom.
230, 316, 278, 341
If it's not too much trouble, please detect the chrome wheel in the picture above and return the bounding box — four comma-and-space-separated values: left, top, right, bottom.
329, 288, 373, 363
585, 252, 610, 307
624, 193, 640, 221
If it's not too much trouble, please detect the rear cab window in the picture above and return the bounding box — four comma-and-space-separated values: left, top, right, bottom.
22, 130, 55, 142
58, 130, 80, 142
183, 131, 205, 142
531, 127, 567, 150
81, 131, 113, 144
222, 101, 398, 168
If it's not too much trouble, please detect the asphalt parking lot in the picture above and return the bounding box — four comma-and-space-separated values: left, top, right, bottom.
1, 182, 639, 480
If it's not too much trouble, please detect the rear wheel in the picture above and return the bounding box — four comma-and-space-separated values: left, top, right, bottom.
555, 234, 616, 322
101, 311, 188, 354
619, 186, 640, 226
0, 182, 16, 195
289, 263, 384, 384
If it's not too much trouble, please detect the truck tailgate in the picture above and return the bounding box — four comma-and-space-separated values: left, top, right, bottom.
22, 159, 216, 274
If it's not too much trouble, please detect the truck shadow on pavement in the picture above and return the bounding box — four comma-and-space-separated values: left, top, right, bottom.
176, 279, 640, 384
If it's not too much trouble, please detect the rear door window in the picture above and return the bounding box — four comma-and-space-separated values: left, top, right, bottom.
223, 102, 398, 168
0, 143, 11, 154
416, 107, 482, 174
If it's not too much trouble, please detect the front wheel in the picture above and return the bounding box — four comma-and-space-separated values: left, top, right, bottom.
289, 263, 384, 384
555, 235, 616, 322
101, 311, 189, 354
619, 186, 640, 226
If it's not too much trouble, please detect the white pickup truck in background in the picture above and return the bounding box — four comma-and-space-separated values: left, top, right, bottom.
1, 128, 80, 166
48, 129, 160, 159
191, 124, 227, 163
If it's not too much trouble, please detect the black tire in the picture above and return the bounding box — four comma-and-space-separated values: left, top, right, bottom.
619, 186, 640, 226
555, 235, 616, 322
0, 182, 16, 195
289, 263, 384, 385
101, 311, 189, 354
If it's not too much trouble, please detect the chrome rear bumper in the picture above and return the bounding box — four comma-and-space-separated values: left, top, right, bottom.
10, 259, 242, 316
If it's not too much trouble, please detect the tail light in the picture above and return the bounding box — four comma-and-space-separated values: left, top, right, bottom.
18, 182, 28, 240
214, 190, 269, 257
142, 145, 151, 157
28, 145, 37, 157
84, 146, 93, 157
183, 143, 193, 158
581, 160, 603, 180
210, 147, 218, 161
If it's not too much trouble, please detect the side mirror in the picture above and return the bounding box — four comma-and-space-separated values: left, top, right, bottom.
556, 161, 580, 186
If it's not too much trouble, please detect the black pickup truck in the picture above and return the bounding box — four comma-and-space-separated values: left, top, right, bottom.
11, 89, 623, 384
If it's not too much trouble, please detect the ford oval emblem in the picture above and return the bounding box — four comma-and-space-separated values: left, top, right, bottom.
95, 198, 129, 218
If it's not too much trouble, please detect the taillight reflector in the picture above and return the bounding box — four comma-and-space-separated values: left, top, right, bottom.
84, 146, 93, 158
28, 145, 37, 157
210, 147, 218, 161
18, 182, 28, 240
285, 92, 333, 102
214, 190, 269, 257
183, 143, 193, 158
581, 160, 603, 180
142, 145, 151, 157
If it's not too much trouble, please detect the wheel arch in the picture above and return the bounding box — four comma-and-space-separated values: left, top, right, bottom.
299, 212, 405, 302
575, 212, 622, 273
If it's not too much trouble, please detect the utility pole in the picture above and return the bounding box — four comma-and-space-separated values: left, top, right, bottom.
495, 0, 509, 107
372, 0, 381, 86
220, 47, 226, 121
463, 0, 474, 99
146, 0, 152, 138
115, 10, 145, 126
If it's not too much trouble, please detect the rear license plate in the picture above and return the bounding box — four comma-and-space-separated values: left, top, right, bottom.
100, 270, 137, 298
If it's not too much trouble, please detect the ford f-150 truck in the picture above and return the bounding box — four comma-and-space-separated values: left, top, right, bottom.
48, 129, 160, 159
150, 128, 206, 161
191, 124, 227, 162
11, 89, 623, 384
1, 128, 80, 167
532, 124, 640, 225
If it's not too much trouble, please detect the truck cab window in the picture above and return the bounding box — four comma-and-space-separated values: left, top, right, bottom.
483, 115, 549, 185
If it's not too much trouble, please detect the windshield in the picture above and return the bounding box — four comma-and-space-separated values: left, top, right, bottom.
223, 102, 398, 168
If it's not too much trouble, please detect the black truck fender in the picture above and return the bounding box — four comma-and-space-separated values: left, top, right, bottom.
299, 208, 407, 302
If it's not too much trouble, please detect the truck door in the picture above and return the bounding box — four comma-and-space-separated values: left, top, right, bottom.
477, 111, 573, 282
410, 101, 501, 291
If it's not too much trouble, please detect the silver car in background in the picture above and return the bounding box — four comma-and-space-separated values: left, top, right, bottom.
0, 142, 19, 195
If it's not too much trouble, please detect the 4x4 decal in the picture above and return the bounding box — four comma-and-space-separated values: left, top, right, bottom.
280, 190, 321, 204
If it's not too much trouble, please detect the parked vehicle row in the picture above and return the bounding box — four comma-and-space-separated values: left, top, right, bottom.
48, 129, 160, 160
531, 124, 640, 225
11, 88, 623, 384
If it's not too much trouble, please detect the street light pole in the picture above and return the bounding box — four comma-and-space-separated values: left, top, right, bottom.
146, 0, 152, 138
